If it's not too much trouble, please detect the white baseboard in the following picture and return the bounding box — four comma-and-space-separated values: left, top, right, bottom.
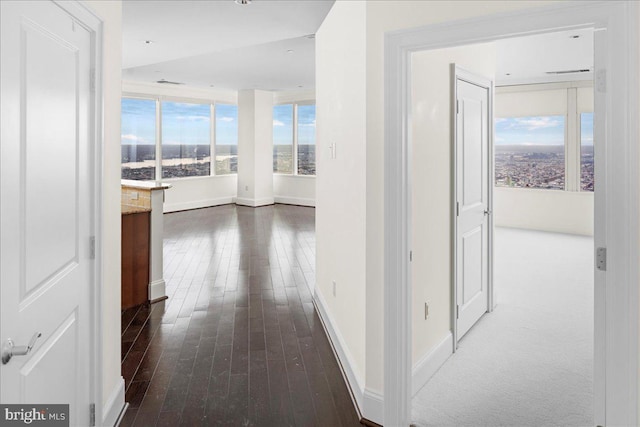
312, 290, 366, 419
163, 197, 234, 213
274, 195, 315, 207
412, 332, 453, 396
235, 197, 275, 207
363, 388, 384, 425
148, 279, 166, 301
103, 377, 126, 427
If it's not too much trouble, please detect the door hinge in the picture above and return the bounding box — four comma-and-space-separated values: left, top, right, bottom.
89, 403, 95, 426
596, 69, 606, 93
90, 236, 96, 260
596, 247, 607, 271
456, 304, 459, 319
456, 202, 460, 217
410, 251, 413, 262
90, 68, 96, 93
456, 99, 460, 114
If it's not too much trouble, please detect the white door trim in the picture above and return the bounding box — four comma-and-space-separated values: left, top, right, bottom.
383, 2, 639, 426
451, 65, 494, 349
51, 1, 105, 424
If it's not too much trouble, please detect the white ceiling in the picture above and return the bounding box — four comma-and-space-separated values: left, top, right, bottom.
122, 0, 334, 91
122, 2, 593, 92
495, 28, 594, 86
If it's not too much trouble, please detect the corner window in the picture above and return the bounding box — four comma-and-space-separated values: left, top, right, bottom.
121, 98, 156, 180
297, 104, 316, 175
273, 104, 294, 174
121, 96, 238, 180
215, 104, 238, 175
272, 102, 316, 176
495, 116, 566, 190
161, 101, 211, 179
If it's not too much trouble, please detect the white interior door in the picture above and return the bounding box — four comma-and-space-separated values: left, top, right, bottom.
454, 68, 492, 342
1, 1, 94, 425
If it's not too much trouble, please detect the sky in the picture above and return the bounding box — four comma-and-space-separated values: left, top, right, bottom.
121, 98, 238, 145
581, 112, 594, 146
273, 104, 316, 146
494, 116, 566, 146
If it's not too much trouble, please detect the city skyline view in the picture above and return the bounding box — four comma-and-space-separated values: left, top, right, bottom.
121, 98, 239, 179
495, 115, 594, 191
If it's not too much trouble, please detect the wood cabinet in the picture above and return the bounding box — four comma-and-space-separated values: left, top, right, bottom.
121, 210, 150, 309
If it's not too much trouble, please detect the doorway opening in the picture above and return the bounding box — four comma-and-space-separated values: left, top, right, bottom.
410, 29, 596, 426
383, 3, 639, 426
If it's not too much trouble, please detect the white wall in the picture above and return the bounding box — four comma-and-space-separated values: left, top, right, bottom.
122, 81, 239, 212
164, 175, 237, 213
237, 90, 274, 207
316, 2, 565, 422
83, 0, 124, 422
316, 0, 368, 404
494, 84, 594, 235
495, 187, 593, 235
273, 175, 315, 207
410, 43, 496, 375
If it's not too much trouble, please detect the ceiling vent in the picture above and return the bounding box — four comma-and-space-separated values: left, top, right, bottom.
156, 79, 184, 85
545, 69, 591, 75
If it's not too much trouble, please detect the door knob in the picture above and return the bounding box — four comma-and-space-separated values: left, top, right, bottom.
484, 210, 492, 216
1, 332, 41, 365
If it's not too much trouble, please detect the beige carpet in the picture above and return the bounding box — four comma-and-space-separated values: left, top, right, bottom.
412, 227, 594, 427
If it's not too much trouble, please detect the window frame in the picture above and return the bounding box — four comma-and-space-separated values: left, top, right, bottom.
159, 98, 213, 180
273, 99, 316, 177
120, 95, 160, 181
494, 114, 567, 191
494, 82, 594, 193
578, 111, 594, 192
121, 92, 238, 181
213, 102, 239, 176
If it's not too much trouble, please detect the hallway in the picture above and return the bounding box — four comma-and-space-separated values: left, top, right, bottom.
119, 204, 360, 426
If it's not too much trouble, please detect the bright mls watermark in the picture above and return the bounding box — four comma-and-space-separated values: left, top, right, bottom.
0, 405, 68, 427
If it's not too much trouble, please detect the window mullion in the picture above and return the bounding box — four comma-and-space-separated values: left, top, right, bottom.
293, 104, 299, 175
211, 103, 215, 176
156, 98, 162, 181
566, 88, 579, 191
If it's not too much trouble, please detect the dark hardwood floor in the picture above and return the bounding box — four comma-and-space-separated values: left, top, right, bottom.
119, 204, 361, 427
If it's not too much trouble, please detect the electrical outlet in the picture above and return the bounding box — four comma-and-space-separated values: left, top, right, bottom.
425, 300, 431, 320
332, 280, 336, 297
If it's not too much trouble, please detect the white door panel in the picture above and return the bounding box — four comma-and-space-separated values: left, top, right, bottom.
462, 98, 484, 207
455, 72, 492, 342
1, 2, 93, 425
461, 227, 483, 304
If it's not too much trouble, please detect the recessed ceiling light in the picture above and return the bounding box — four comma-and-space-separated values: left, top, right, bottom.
235, 0, 251, 4
305, 34, 316, 40
287, 49, 294, 54
209, 85, 215, 87
144, 40, 154, 44
298, 85, 303, 88
505, 73, 511, 76
570, 35, 580, 39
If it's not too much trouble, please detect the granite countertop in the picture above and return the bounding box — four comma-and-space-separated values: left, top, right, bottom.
122, 204, 152, 215
121, 179, 172, 191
